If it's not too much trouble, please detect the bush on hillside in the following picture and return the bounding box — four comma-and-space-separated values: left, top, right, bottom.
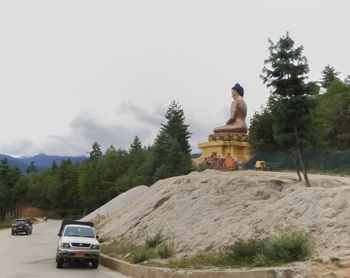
226, 231, 311, 267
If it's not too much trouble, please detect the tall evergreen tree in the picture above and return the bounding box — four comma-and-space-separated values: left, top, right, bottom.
129, 136, 144, 164
261, 33, 317, 186
0, 159, 23, 219
51, 161, 58, 172
151, 101, 192, 181
161, 100, 192, 156
320, 65, 340, 89
89, 142, 103, 160
26, 161, 38, 174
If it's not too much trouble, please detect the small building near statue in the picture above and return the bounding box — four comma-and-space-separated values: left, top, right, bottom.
194, 83, 251, 164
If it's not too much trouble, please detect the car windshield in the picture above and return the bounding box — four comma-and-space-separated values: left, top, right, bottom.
64, 226, 95, 238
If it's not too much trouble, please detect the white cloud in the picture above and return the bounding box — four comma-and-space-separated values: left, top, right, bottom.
0, 0, 349, 156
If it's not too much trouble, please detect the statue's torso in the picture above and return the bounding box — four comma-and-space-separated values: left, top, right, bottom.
214, 97, 247, 134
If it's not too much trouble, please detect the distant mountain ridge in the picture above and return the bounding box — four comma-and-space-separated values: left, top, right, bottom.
0, 153, 87, 173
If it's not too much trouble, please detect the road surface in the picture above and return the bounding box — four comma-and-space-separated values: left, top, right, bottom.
0, 219, 129, 278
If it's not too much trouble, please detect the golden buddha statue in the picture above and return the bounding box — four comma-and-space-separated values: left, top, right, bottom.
195, 82, 251, 164
214, 83, 247, 134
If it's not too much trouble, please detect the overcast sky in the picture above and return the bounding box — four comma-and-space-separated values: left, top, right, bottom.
0, 0, 349, 157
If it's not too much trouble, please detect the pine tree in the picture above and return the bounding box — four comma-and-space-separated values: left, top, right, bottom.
51, 161, 58, 172
129, 136, 144, 165
26, 161, 38, 174
151, 101, 192, 181
0, 159, 23, 219
161, 100, 191, 156
89, 142, 103, 160
320, 65, 340, 89
261, 33, 317, 187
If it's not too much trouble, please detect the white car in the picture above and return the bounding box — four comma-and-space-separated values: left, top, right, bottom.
56, 221, 100, 268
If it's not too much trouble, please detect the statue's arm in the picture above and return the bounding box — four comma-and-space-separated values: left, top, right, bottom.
226, 101, 237, 124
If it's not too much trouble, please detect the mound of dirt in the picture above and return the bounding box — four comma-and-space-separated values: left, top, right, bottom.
91, 170, 350, 262
81, 185, 149, 221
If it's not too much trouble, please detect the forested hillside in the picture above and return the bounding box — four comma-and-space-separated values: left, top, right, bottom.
0, 153, 86, 173
0, 101, 193, 219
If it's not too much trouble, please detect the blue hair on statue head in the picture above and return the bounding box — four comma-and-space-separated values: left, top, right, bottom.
232, 83, 244, 97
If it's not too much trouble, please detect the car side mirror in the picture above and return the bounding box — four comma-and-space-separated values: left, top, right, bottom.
96, 235, 99, 239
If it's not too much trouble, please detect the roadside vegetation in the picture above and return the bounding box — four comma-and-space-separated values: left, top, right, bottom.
0, 218, 13, 230
101, 232, 175, 264
101, 231, 311, 269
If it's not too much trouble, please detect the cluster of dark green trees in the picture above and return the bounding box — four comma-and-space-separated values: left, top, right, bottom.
249, 33, 350, 185
0, 101, 193, 218
0, 159, 28, 219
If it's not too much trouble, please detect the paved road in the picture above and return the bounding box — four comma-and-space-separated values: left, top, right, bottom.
0, 220, 129, 278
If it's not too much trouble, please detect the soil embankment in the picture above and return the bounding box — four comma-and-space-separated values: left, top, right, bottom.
87, 170, 350, 277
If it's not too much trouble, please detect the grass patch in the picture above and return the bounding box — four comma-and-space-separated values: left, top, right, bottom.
102, 231, 311, 269
132, 247, 154, 263
331, 257, 340, 262
101, 241, 139, 259
162, 253, 222, 269
262, 232, 311, 263
102, 232, 173, 263
98, 237, 108, 243
157, 243, 174, 259
149, 231, 311, 269
146, 231, 164, 249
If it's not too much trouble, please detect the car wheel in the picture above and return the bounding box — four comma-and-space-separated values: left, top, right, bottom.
56, 258, 64, 268
91, 260, 99, 269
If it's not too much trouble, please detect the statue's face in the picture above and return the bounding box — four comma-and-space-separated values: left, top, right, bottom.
232, 90, 238, 99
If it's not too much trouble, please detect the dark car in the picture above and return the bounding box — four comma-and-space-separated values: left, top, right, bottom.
11, 218, 33, 235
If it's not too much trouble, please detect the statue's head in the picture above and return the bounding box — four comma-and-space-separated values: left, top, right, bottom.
232, 83, 244, 97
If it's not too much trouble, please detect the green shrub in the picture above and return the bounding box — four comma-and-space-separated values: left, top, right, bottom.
146, 232, 164, 249
226, 231, 311, 267
263, 232, 311, 263
132, 247, 151, 263
157, 243, 174, 259
228, 237, 265, 264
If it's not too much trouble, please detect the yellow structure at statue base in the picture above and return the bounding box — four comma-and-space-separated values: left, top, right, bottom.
194, 82, 251, 164
194, 140, 251, 164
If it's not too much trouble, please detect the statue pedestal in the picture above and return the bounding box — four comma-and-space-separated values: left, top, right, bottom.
194, 139, 251, 164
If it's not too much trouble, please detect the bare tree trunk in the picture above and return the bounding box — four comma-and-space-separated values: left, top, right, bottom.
298, 149, 311, 187
294, 125, 311, 187
293, 154, 302, 181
